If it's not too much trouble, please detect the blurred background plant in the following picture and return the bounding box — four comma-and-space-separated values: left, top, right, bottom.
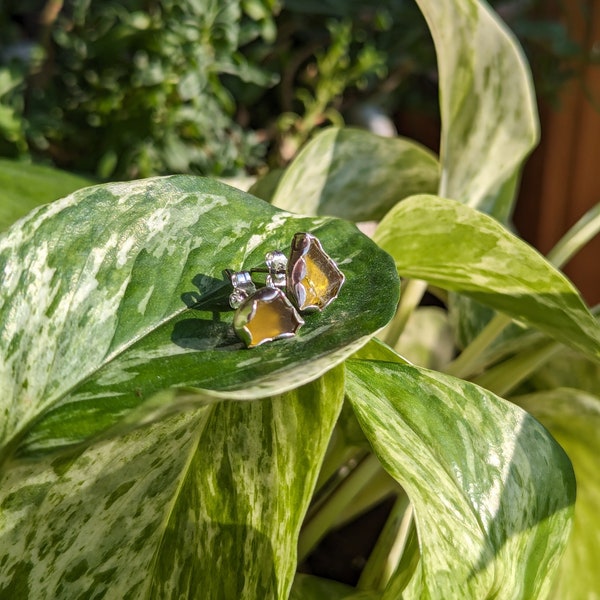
0, 0, 592, 179
0, 0, 279, 178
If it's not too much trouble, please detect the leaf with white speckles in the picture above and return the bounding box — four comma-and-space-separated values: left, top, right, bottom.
345, 360, 575, 599
514, 388, 600, 600
0, 175, 399, 457
374, 195, 600, 361
271, 127, 439, 221
415, 0, 538, 219
413, 0, 540, 355
0, 369, 344, 599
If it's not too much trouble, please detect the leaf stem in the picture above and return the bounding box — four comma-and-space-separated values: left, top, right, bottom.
357, 492, 414, 591
477, 305, 599, 396
546, 202, 600, 268
314, 429, 361, 493
472, 340, 562, 397
298, 453, 382, 562
444, 313, 512, 379
382, 279, 429, 347
333, 468, 399, 528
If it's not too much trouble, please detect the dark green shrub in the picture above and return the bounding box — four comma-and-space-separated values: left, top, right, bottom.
0, 0, 278, 178
0, 0, 586, 179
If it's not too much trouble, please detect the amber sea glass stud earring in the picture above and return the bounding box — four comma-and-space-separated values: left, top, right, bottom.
228, 270, 304, 348
286, 232, 345, 312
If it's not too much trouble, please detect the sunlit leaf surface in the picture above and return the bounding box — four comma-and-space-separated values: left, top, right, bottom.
346, 360, 575, 599
515, 388, 600, 600
0, 175, 399, 456
375, 195, 600, 361
272, 127, 439, 221
415, 0, 538, 219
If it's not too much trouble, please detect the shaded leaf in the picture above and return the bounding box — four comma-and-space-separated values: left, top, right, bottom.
528, 348, 600, 398
0, 369, 344, 599
351, 337, 410, 365
415, 0, 539, 354
0, 175, 399, 457
335, 339, 412, 452
271, 127, 439, 221
374, 195, 600, 361
415, 0, 538, 218
448, 293, 499, 350
345, 359, 575, 599
0, 159, 93, 232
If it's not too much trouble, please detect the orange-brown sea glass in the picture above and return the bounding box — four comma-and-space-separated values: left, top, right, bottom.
288, 233, 345, 312
233, 287, 304, 347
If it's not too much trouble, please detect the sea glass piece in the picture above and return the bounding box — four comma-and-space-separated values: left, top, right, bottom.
233, 287, 304, 348
287, 232, 345, 312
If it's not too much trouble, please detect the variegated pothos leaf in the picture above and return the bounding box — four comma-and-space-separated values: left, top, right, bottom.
345, 360, 575, 600
271, 127, 439, 221
515, 388, 600, 600
415, 0, 541, 351
415, 0, 539, 219
0, 175, 399, 456
0, 369, 344, 599
374, 195, 600, 362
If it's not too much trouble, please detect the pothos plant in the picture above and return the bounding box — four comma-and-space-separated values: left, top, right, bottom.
0, 1, 599, 600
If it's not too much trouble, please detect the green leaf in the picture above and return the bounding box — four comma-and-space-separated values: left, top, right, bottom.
345, 360, 575, 599
514, 389, 600, 600
271, 127, 440, 221
334, 339, 412, 452
351, 337, 410, 365
0, 369, 344, 599
0, 159, 93, 232
414, 0, 539, 351
415, 0, 538, 217
448, 201, 600, 354
374, 194, 600, 361
0, 175, 399, 457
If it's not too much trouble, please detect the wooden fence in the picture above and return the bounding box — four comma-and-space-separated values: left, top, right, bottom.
515, 0, 600, 305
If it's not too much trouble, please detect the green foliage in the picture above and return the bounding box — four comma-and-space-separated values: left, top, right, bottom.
275, 19, 387, 161
0, 1, 586, 180
0, 176, 397, 456
0, 0, 278, 178
0, 0, 598, 598
374, 195, 600, 360
346, 360, 574, 599
515, 389, 600, 599
271, 127, 439, 220
0, 158, 93, 231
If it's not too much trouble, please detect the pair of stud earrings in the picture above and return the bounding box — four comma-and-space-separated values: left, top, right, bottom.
227, 232, 345, 348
